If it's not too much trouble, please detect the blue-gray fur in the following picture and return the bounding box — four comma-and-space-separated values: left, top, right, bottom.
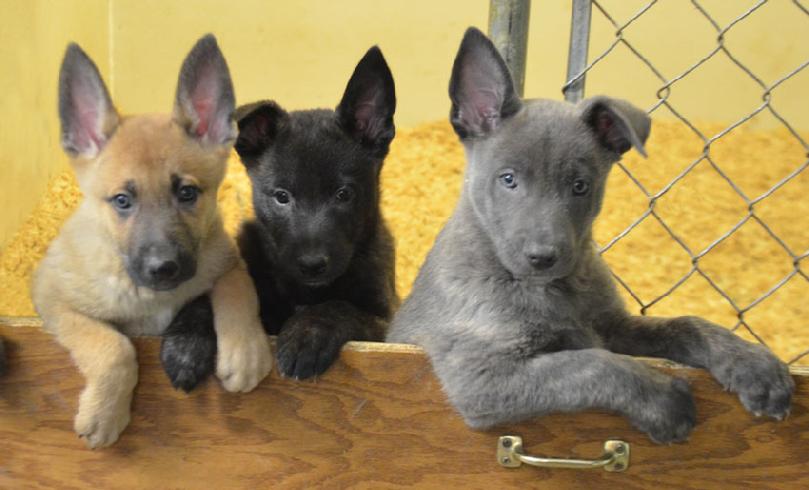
388, 27, 793, 444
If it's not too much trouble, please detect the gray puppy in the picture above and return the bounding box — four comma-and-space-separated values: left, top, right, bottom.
388, 27, 794, 444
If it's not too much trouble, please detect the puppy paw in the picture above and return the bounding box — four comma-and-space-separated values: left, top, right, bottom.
714, 343, 794, 420
161, 334, 216, 392
632, 377, 697, 444
277, 317, 346, 380
160, 295, 217, 392
74, 381, 134, 449
215, 320, 272, 393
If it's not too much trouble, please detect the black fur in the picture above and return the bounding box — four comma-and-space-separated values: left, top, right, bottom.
160, 295, 217, 392
234, 46, 398, 379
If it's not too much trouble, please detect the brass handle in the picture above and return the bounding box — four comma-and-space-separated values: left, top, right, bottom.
497, 436, 630, 472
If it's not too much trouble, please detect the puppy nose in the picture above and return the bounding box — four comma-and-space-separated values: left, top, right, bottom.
297, 255, 329, 277
145, 257, 180, 281
526, 246, 558, 270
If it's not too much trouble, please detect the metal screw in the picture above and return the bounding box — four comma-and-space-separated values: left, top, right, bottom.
502, 457, 511, 464
502, 438, 512, 448
614, 444, 625, 454
614, 463, 625, 471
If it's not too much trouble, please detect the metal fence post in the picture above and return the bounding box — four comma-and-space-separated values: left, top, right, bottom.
488, 0, 531, 97
564, 0, 593, 102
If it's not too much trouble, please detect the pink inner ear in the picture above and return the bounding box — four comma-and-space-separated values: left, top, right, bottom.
193, 99, 212, 137
73, 86, 105, 153
190, 65, 220, 139
459, 89, 500, 134
459, 64, 504, 134
597, 112, 614, 134
251, 114, 269, 139
354, 101, 376, 132
239, 111, 271, 149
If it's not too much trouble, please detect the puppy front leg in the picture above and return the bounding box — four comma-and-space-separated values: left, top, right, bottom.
210, 260, 272, 392
161, 294, 217, 392
43, 306, 137, 448
277, 301, 386, 379
597, 315, 794, 419
436, 347, 696, 444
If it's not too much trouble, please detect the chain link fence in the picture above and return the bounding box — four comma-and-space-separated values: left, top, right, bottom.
560, 0, 809, 365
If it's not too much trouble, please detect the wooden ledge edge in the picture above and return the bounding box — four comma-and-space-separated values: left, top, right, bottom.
0, 316, 42, 327
1, 315, 807, 375
0, 316, 425, 356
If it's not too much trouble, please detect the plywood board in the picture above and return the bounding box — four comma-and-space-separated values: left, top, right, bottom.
1, 320, 807, 489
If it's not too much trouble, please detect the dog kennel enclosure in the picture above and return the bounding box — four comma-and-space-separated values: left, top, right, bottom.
0, 0, 807, 487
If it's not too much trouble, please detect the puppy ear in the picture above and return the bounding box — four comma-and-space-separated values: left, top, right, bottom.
336, 46, 396, 157
58, 43, 119, 159
580, 96, 651, 158
449, 27, 522, 140
173, 34, 236, 146
234, 100, 288, 161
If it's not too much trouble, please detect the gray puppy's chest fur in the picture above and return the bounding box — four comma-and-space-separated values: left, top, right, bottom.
391, 192, 615, 359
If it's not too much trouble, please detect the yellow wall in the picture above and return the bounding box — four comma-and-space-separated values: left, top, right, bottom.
2, 0, 807, 247
0, 0, 109, 246
571, 0, 808, 129
109, 0, 489, 120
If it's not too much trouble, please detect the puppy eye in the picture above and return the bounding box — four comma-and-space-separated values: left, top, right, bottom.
572, 179, 590, 196
335, 186, 354, 202
111, 193, 133, 210
177, 185, 199, 204
274, 189, 291, 205
499, 172, 517, 189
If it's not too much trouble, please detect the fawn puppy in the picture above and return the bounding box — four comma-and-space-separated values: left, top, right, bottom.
388, 28, 793, 443
33, 34, 272, 448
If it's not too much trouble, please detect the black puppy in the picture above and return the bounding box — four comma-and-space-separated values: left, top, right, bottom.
234, 46, 397, 379
159, 47, 397, 387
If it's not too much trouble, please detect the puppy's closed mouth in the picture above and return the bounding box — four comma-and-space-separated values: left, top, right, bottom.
299, 278, 331, 288
142, 280, 190, 292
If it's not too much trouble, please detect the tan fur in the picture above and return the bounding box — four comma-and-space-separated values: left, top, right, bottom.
34, 115, 271, 449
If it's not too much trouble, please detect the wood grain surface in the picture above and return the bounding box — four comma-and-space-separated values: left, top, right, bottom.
1, 320, 807, 489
